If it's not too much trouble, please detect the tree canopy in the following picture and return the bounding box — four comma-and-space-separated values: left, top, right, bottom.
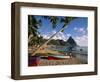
28, 15, 76, 47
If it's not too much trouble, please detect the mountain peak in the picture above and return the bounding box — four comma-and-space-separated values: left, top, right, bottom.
66, 36, 77, 46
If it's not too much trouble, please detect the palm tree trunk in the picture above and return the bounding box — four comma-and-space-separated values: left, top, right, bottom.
31, 24, 68, 56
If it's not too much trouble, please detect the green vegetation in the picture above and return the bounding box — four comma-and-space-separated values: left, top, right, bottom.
28, 15, 76, 47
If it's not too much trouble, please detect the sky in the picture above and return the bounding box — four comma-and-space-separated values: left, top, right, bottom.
31, 15, 88, 47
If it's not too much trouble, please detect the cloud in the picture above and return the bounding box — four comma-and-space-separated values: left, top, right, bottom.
52, 30, 56, 34
42, 29, 88, 46
42, 30, 67, 41
74, 35, 88, 46
42, 34, 49, 39
66, 33, 71, 37
73, 27, 88, 46
74, 27, 86, 34
74, 27, 78, 31
79, 28, 86, 34
87, 27, 88, 31
53, 31, 67, 41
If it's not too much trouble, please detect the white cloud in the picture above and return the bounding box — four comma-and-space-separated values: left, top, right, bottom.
66, 33, 71, 37
52, 30, 56, 34
78, 28, 86, 34
42, 30, 68, 41
87, 27, 88, 31
42, 35, 49, 39
42, 30, 88, 46
74, 27, 86, 34
53, 32, 67, 41
74, 27, 78, 31
79, 28, 84, 32
74, 35, 88, 46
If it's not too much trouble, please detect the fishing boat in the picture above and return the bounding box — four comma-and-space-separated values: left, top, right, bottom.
47, 55, 70, 60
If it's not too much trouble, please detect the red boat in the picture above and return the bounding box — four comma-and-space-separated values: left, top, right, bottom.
47, 55, 70, 60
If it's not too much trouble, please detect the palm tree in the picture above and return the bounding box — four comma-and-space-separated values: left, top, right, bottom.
42, 16, 59, 28
28, 15, 42, 46
31, 16, 76, 56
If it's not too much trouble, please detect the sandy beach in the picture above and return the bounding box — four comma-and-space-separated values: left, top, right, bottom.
36, 57, 87, 66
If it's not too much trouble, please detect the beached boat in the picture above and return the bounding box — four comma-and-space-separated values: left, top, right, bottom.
48, 55, 70, 60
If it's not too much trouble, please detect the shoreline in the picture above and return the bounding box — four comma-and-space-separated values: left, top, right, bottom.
28, 56, 87, 66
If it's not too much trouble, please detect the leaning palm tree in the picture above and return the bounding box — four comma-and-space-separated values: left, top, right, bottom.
43, 16, 59, 28
31, 16, 76, 56
28, 15, 42, 46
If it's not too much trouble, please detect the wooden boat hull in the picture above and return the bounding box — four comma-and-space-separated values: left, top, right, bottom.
48, 55, 70, 60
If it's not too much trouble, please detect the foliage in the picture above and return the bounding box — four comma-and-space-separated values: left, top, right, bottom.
28, 15, 76, 47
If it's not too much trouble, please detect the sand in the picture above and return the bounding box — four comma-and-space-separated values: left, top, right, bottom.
37, 57, 86, 66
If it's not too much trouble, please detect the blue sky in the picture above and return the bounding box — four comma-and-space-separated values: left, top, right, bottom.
32, 16, 88, 46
